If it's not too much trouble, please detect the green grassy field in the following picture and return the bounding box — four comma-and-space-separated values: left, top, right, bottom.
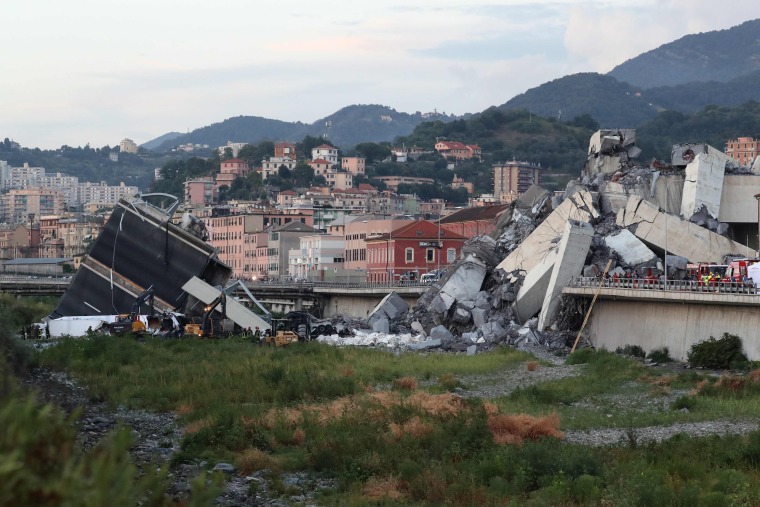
34, 336, 760, 506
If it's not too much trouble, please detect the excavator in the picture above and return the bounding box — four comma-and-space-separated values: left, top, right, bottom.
184, 293, 227, 338
106, 286, 157, 335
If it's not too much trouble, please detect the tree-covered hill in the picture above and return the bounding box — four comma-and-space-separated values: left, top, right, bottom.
636, 101, 760, 162
149, 105, 455, 152
609, 19, 760, 89
498, 73, 658, 128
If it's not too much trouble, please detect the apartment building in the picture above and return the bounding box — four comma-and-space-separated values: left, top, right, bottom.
725, 137, 760, 166
216, 158, 250, 189
311, 144, 339, 165
184, 177, 218, 205
287, 234, 345, 279
341, 156, 366, 176
261, 156, 297, 179
1, 188, 65, 225
267, 222, 316, 277
274, 142, 296, 159
493, 160, 542, 201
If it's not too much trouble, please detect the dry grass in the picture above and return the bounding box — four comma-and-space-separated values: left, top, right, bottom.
235, 448, 278, 475
689, 379, 709, 396
389, 416, 434, 440
716, 375, 746, 392
292, 428, 306, 446
639, 374, 677, 386
393, 376, 418, 391
487, 412, 564, 446
749, 369, 760, 383
260, 391, 467, 430
184, 417, 211, 435
362, 476, 405, 500
176, 403, 194, 416
526, 361, 539, 372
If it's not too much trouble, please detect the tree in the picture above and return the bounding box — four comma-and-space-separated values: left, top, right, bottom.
354, 142, 391, 164
293, 162, 314, 187
278, 165, 292, 179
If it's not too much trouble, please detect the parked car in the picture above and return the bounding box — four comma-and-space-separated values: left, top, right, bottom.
420, 273, 439, 284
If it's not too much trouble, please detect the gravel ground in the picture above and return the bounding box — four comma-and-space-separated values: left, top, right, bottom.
21, 367, 334, 506
565, 419, 760, 446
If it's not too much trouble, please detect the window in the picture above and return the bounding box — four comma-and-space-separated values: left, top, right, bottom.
447, 248, 456, 263
405, 248, 414, 262
426, 248, 434, 262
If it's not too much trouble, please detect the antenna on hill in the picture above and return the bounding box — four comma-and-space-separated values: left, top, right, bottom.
557, 109, 562, 122
323, 120, 332, 139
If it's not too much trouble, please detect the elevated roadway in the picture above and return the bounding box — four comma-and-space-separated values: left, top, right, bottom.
563, 278, 760, 361
0, 276, 427, 317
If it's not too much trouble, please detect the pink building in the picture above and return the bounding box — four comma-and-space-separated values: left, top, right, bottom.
216, 158, 250, 189
308, 159, 333, 176
277, 190, 297, 207
184, 177, 218, 205
341, 156, 366, 176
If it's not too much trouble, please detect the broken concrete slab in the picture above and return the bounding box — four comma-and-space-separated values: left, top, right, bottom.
584, 129, 638, 176
680, 145, 729, 219
538, 221, 595, 329
372, 318, 390, 334
466, 345, 477, 355
604, 229, 656, 266
498, 189, 599, 275
512, 247, 558, 324
368, 291, 410, 325
514, 185, 551, 214
408, 339, 442, 351
430, 325, 455, 343
617, 196, 746, 263
481, 321, 508, 343
53, 198, 232, 318
411, 321, 426, 337
453, 307, 471, 324
472, 307, 488, 328
434, 254, 487, 313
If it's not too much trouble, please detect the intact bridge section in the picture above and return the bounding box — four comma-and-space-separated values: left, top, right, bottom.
564, 278, 760, 362
0, 276, 426, 318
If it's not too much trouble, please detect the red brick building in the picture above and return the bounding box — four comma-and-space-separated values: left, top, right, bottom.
365, 220, 466, 283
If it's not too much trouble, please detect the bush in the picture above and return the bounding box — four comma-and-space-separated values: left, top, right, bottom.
0, 390, 218, 506
647, 347, 672, 363
688, 333, 748, 370
672, 395, 697, 411
566, 348, 596, 365
617, 344, 646, 358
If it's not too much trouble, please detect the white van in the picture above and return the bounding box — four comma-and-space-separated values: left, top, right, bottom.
420, 273, 439, 284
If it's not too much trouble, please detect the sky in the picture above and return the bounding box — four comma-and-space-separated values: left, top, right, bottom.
3, 0, 760, 150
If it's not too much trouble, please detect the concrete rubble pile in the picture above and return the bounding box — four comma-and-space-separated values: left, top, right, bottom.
357, 129, 755, 355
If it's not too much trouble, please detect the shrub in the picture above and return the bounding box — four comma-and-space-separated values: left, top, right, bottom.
566, 347, 596, 365
526, 361, 539, 372
393, 376, 418, 391
647, 347, 672, 363
0, 390, 218, 506
672, 395, 697, 411
688, 333, 748, 370
616, 344, 646, 358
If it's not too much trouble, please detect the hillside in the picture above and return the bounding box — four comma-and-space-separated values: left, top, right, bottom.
139, 132, 183, 150
498, 73, 660, 128
636, 101, 760, 162
150, 105, 452, 152
609, 19, 760, 88
397, 107, 593, 179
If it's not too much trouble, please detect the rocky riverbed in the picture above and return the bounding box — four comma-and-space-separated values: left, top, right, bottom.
20, 345, 760, 505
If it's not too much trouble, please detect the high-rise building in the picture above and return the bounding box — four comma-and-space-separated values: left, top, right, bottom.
493, 161, 541, 202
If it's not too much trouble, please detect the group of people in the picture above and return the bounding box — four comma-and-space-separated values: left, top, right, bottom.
242, 326, 271, 344
20, 324, 47, 340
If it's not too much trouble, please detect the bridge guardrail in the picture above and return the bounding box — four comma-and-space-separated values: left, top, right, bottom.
569, 277, 760, 295
246, 280, 432, 290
